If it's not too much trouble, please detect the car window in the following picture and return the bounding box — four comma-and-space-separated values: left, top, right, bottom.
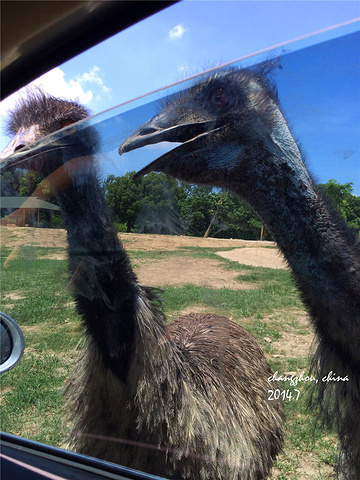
1, 7, 359, 480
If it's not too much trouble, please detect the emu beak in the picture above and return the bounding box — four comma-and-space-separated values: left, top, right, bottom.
0, 125, 40, 172
119, 114, 217, 153
119, 115, 221, 179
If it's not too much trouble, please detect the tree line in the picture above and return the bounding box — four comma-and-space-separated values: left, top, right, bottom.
103, 172, 265, 239
2, 169, 360, 239
104, 172, 360, 239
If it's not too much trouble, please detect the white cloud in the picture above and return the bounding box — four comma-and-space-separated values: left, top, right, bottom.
72, 66, 112, 98
0, 66, 111, 147
168, 24, 189, 40
1, 67, 91, 116
1, 65, 112, 114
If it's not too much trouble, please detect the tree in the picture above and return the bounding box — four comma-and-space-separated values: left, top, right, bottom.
178, 185, 215, 236
178, 186, 266, 239
0, 169, 60, 227
103, 172, 142, 232
211, 192, 265, 240
317, 179, 354, 220
1, 169, 45, 198
103, 174, 359, 239
134, 173, 186, 235
317, 179, 360, 234
104, 172, 186, 234
347, 194, 360, 234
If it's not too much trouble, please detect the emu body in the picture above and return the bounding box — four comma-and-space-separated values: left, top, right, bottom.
1, 91, 284, 480
120, 67, 360, 478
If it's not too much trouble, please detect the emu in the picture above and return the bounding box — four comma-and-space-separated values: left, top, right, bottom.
120, 66, 360, 478
0, 90, 284, 480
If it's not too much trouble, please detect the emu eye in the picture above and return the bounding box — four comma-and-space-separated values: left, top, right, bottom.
60, 120, 74, 129
210, 88, 227, 109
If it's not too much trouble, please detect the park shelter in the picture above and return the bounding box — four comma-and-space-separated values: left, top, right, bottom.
0, 197, 61, 227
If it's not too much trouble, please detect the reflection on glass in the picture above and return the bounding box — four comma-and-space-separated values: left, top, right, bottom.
0, 24, 359, 479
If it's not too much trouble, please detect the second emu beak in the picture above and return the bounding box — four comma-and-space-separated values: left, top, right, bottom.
0, 124, 40, 171
1, 125, 40, 159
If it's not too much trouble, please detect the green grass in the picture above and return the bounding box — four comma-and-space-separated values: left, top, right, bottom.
0, 240, 337, 478
162, 264, 302, 328
1, 352, 70, 445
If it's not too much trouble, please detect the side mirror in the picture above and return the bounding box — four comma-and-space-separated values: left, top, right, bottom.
0, 312, 25, 374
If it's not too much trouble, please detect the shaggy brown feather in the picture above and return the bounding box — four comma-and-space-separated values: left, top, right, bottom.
65, 311, 284, 479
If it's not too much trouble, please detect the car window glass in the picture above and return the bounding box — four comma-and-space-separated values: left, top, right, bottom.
1, 20, 359, 480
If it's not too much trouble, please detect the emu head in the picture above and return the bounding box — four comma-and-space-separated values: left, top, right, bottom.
0, 90, 96, 180
119, 67, 306, 201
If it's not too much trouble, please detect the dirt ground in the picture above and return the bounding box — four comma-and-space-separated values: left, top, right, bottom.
1, 226, 287, 286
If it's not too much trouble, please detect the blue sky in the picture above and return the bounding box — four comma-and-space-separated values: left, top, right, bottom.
1, 0, 359, 192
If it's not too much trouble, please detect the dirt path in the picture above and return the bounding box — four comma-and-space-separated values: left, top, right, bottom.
217, 247, 287, 269
134, 256, 257, 290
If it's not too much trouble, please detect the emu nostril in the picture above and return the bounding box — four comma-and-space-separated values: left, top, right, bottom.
140, 127, 159, 136
14, 144, 25, 152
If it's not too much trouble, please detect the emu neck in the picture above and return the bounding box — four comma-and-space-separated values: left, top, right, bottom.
50, 161, 164, 382
55, 168, 120, 261
233, 119, 360, 372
